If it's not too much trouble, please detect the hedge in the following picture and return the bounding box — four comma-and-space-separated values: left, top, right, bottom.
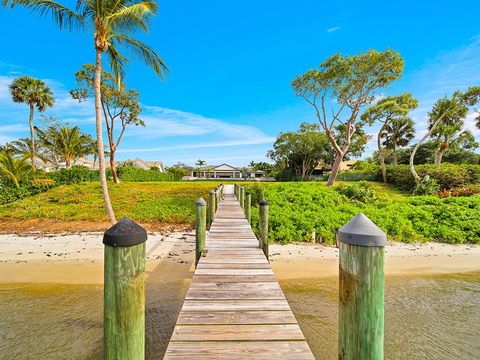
116, 167, 181, 181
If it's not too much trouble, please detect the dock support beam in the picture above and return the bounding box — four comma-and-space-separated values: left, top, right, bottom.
259, 199, 269, 260
195, 198, 207, 267
103, 218, 147, 360
338, 213, 386, 360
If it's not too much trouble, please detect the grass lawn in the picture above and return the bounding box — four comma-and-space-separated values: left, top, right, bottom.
0, 181, 222, 233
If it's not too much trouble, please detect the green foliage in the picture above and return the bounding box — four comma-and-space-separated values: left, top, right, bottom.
49, 165, 100, 184
116, 167, 180, 181
244, 182, 480, 245
336, 181, 378, 203
413, 175, 440, 195
386, 164, 480, 191
336, 170, 379, 181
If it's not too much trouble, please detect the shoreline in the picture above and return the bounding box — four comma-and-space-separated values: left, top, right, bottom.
0, 232, 479, 284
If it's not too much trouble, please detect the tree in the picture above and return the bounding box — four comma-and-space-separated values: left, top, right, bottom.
71, 64, 143, 183
410, 86, 480, 183
429, 109, 478, 168
196, 159, 206, 167
267, 122, 333, 180
292, 50, 404, 186
37, 125, 94, 169
5, 0, 168, 224
8, 76, 54, 170
383, 117, 416, 165
0, 151, 32, 188
11, 137, 48, 166
361, 94, 418, 182
248, 161, 274, 175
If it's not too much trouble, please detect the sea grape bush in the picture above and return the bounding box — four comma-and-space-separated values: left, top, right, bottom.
336, 181, 377, 203
245, 183, 480, 245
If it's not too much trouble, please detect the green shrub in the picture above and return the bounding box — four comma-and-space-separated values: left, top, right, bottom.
244, 183, 480, 245
413, 175, 440, 195
336, 181, 377, 203
49, 166, 100, 184
336, 170, 380, 181
116, 167, 180, 181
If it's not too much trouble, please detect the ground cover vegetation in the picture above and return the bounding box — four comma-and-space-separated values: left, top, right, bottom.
244, 182, 480, 245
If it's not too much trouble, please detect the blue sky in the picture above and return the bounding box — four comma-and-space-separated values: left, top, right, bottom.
1, 0, 480, 166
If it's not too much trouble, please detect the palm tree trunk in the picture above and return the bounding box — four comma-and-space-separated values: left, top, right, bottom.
378, 123, 387, 183
327, 152, 343, 186
94, 48, 117, 225
29, 102, 36, 171
435, 142, 448, 169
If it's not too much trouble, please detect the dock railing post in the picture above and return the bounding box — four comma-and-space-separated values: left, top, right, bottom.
103, 218, 147, 360
337, 213, 386, 360
209, 190, 216, 225
245, 191, 251, 223
240, 187, 245, 209
195, 198, 207, 267
259, 199, 269, 260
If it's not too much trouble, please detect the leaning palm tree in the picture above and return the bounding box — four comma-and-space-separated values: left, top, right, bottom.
8, 76, 54, 170
11, 137, 49, 167
4, 0, 168, 224
0, 151, 33, 188
37, 125, 94, 169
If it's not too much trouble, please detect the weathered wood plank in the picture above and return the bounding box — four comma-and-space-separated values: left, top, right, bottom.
164, 341, 315, 359
171, 324, 305, 341
164, 190, 314, 359
176, 310, 298, 325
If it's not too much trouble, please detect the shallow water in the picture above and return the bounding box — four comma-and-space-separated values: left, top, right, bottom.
0, 266, 479, 359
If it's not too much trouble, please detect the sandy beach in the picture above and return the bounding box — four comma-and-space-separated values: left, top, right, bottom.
0, 232, 479, 284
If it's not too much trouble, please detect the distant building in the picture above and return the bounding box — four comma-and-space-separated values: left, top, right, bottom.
312, 160, 358, 176
189, 163, 270, 180
123, 158, 165, 172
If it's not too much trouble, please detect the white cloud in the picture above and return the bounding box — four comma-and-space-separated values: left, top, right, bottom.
326, 27, 341, 33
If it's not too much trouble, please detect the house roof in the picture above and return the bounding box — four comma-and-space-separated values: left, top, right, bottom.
197, 163, 241, 171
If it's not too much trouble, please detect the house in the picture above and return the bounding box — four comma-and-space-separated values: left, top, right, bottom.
124, 158, 165, 172
312, 160, 358, 176
191, 164, 243, 179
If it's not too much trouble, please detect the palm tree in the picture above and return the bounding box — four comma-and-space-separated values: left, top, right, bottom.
0, 151, 33, 188
8, 76, 54, 170
11, 137, 49, 166
4, 0, 168, 224
37, 125, 94, 169
383, 118, 416, 165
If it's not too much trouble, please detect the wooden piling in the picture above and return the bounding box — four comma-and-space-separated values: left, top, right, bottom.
245, 191, 251, 224
240, 187, 245, 209
103, 218, 147, 360
337, 213, 386, 360
259, 199, 269, 260
195, 198, 207, 267
209, 190, 216, 225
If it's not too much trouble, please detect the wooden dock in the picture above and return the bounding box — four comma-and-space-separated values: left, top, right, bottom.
164, 187, 314, 359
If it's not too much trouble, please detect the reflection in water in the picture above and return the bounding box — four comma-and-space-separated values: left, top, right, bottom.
0, 268, 479, 359
279, 272, 480, 360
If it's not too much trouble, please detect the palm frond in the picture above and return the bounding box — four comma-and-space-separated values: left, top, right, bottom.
105, 2, 157, 33
105, 45, 128, 86
111, 33, 168, 78
5, 0, 86, 30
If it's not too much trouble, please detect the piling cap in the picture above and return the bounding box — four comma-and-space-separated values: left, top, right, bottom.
103, 217, 147, 247
196, 197, 206, 206
259, 199, 269, 206
338, 213, 386, 247
246, 191, 250, 195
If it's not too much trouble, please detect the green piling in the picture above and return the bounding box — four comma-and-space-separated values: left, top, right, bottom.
245, 191, 251, 223
103, 218, 147, 360
195, 198, 207, 267
240, 187, 245, 209
338, 213, 386, 360
209, 190, 216, 225
259, 199, 269, 260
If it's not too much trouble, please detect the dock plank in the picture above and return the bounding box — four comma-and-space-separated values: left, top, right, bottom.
164, 189, 314, 359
